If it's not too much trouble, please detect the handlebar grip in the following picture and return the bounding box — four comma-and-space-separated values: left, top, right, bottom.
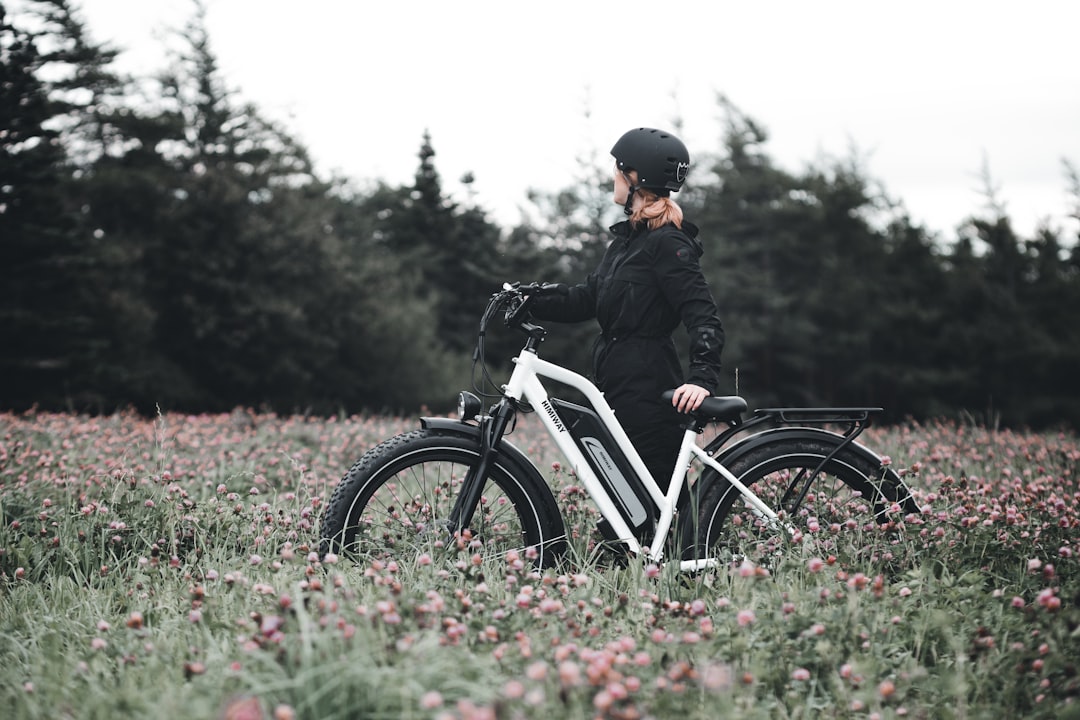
520, 282, 567, 297
540, 282, 569, 296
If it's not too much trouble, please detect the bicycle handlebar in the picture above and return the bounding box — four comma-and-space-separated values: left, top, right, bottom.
502, 281, 569, 298
472, 282, 567, 394
480, 282, 568, 333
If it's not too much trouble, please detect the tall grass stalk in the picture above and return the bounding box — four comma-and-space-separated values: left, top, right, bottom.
1, 411, 1077, 718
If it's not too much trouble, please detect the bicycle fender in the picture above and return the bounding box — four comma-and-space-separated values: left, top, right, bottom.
419, 417, 558, 502
713, 426, 889, 474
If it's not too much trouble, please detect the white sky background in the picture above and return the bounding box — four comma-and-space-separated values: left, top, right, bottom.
62, 0, 1080, 238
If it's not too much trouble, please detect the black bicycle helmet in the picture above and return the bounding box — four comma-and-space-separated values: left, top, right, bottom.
610, 127, 690, 194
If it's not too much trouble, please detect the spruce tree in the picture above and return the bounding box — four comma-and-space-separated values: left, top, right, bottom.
0, 1, 115, 409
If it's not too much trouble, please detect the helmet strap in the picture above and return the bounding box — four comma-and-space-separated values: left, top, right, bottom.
621, 170, 638, 216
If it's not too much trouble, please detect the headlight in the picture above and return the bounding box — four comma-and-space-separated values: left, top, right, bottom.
457, 391, 482, 422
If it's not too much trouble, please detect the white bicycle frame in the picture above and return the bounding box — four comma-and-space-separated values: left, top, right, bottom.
502, 347, 790, 572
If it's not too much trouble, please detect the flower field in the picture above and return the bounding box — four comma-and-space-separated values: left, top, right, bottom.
1, 409, 1078, 719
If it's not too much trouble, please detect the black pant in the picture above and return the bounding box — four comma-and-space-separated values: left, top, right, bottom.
626, 420, 684, 492
595, 336, 686, 491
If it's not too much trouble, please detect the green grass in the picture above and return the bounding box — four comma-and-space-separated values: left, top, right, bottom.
1, 411, 1078, 719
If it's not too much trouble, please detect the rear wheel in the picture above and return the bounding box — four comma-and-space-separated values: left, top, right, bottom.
320, 430, 565, 568
683, 438, 916, 567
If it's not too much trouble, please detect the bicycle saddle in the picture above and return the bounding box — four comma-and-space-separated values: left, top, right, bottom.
661, 391, 747, 424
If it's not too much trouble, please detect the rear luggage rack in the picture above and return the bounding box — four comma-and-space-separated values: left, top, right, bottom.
753, 407, 881, 440
754, 407, 881, 426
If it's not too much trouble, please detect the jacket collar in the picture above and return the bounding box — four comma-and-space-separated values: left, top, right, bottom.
610, 219, 701, 244
611, 219, 699, 236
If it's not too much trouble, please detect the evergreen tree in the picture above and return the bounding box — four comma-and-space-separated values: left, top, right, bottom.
1022, 225, 1079, 426
688, 97, 816, 404
867, 218, 954, 421
20, 0, 123, 162
0, 0, 124, 410
322, 182, 470, 414
365, 131, 508, 355
442, 184, 506, 352
957, 214, 1033, 424
75, 101, 188, 409
132, 5, 352, 410
5, 2, 1080, 425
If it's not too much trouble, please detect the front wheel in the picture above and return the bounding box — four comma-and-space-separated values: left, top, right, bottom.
320, 429, 566, 568
682, 437, 917, 567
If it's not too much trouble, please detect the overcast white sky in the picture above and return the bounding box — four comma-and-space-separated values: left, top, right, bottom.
63, 0, 1080, 237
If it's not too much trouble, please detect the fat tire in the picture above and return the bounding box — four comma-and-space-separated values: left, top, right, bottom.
683, 437, 916, 565
320, 429, 565, 568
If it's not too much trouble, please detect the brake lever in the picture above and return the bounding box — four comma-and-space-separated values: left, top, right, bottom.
498, 281, 566, 328
505, 293, 532, 326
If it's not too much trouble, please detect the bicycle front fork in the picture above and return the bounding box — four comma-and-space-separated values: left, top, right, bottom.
446, 399, 516, 537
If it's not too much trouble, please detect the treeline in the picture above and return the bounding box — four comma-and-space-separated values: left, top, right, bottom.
3, 1, 1079, 428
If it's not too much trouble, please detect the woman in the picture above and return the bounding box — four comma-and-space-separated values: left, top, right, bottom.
531, 127, 724, 492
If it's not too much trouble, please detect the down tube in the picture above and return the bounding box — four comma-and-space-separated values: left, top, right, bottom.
506, 364, 646, 553
509, 353, 666, 508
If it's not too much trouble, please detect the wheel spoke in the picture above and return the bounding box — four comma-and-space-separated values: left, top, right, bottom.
323, 436, 555, 566
691, 441, 912, 569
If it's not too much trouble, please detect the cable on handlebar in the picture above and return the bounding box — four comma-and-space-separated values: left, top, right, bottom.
470, 285, 519, 405
469, 282, 567, 406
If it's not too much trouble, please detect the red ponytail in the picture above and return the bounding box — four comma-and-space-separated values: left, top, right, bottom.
630, 190, 683, 230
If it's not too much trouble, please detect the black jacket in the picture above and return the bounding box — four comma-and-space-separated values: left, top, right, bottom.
532, 219, 724, 431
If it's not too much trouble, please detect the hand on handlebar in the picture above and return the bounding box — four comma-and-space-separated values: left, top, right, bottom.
515, 282, 568, 297
500, 282, 565, 328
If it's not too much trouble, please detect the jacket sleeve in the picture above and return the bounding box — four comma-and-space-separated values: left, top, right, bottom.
529, 272, 598, 323
653, 231, 725, 393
